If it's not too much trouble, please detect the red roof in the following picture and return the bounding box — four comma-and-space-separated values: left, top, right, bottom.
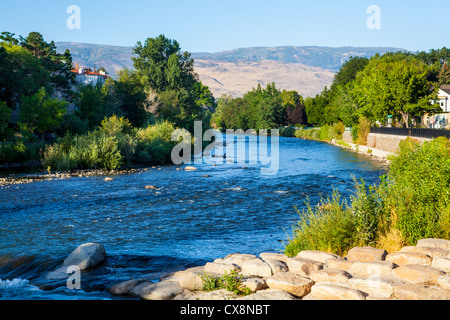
71, 69, 111, 78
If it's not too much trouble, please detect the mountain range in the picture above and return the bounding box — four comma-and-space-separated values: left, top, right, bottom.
56, 42, 402, 98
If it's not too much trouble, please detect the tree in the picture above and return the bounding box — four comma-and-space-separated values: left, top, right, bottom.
281, 90, 306, 126
352, 53, 440, 128
438, 62, 450, 85
305, 88, 330, 125
18, 88, 68, 136
0, 101, 12, 141
331, 56, 369, 90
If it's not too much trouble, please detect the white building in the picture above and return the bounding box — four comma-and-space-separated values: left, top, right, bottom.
424, 85, 450, 129
71, 63, 110, 86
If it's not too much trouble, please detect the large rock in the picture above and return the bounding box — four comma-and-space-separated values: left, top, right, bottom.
178, 271, 204, 291
347, 247, 388, 262
399, 246, 448, 258
348, 276, 404, 299
385, 252, 432, 266
63, 243, 106, 270
310, 282, 366, 300
242, 258, 273, 278
286, 257, 324, 277
325, 258, 354, 272
242, 277, 268, 292
431, 257, 450, 272
394, 283, 450, 300
219, 253, 259, 268
187, 289, 238, 300
263, 258, 288, 274
234, 289, 298, 300
417, 238, 450, 252
438, 275, 450, 290
296, 250, 342, 264
349, 261, 396, 278
259, 252, 289, 263
309, 269, 352, 284
131, 281, 185, 300
109, 279, 149, 296
204, 262, 241, 274
266, 272, 313, 298
392, 265, 445, 285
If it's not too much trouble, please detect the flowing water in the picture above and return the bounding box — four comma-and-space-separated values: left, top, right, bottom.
0, 135, 387, 300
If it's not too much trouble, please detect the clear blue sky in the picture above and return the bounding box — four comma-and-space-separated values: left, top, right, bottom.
0, 0, 448, 53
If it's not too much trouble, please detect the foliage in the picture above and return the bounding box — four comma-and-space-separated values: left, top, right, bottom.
200, 270, 252, 296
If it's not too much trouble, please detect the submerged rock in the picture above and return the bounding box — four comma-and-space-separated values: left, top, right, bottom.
63, 243, 107, 270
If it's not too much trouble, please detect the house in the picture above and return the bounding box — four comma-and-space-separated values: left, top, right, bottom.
71, 63, 111, 86
423, 85, 450, 129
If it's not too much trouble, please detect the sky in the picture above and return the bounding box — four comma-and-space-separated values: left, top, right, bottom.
0, 0, 448, 53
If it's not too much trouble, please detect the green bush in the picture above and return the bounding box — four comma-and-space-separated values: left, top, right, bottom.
280, 126, 296, 137
200, 270, 252, 296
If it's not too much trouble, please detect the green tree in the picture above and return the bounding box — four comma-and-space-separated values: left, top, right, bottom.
331, 56, 369, 90
438, 62, 450, 85
18, 88, 68, 137
0, 101, 12, 141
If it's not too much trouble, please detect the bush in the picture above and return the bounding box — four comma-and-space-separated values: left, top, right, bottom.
200, 270, 252, 296
279, 126, 296, 137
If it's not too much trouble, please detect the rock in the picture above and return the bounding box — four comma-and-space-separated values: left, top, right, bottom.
348, 276, 404, 299
417, 238, 450, 252
145, 185, 158, 190
131, 281, 184, 300
286, 257, 324, 277
187, 289, 238, 300
347, 246, 388, 262
310, 282, 366, 300
431, 257, 450, 272
394, 283, 450, 300
104, 177, 114, 181
385, 252, 432, 266
234, 289, 298, 300
266, 272, 313, 298
63, 243, 106, 270
392, 265, 445, 285
242, 258, 273, 278
259, 252, 289, 263
309, 269, 352, 284
263, 258, 288, 274
296, 250, 342, 264
109, 279, 149, 296
204, 262, 241, 274
45, 266, 71, 280
349, 261, 396, 278
325, 258, 354, 272
184, 166, 198, 171
178, 271, 204, 291
399, 246, 448, 258
438, 275, 450, 290
220, 253, 259, 268
242, 277, 268, 292
201, 175, 212, 178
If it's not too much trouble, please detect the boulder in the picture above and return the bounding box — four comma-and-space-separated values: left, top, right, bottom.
286, 257, 324, 277
178, 271, 204, 291
242, 258, 273, 278
348, 276, 404, 299
296, 250, 342, 264
187, 289, 238, 300
309, 269, 352, 284
259, 252, 289, 263
242, 277, 268, 292
310, 282, 366, 300
347, 246, 388, 262
266, 272, 313, 298
104, 177, 114, 181
394, 283, 450, 300
431, 257, 450, 272
234, 289, 298, 300
325, 258, 354, 272
385, 252, 432, 266
131, 281, 185, 300
438, 275, 450, 290
109, 279, 149, 296
184, 166, 198, 171
63, 243, 106, 270
349, 261, 396, 278
220, 253, 259, 268
392, 265, 445, 285
145, 185, 158, 190
399, 246, 448, 258
263, 258, 288, 274
204, 262, 241, 274
417, 238, 450, 252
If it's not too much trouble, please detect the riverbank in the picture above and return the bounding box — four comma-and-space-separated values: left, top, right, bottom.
57, 239, 450, 300
330, 139, 393, 162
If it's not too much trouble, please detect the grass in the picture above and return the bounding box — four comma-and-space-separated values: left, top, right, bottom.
200, 270, 252, 296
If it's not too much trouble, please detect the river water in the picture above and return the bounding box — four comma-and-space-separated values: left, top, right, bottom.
0, 135, 387, 300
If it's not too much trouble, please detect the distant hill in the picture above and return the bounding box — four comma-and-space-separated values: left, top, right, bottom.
56, 42, 403, 98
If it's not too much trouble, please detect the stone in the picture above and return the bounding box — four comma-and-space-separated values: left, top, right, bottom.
242, 258, 273, 278
347, 246, 388, 262
392, 265, 445, 285
242, 277, 268, 292
266, 272, 314, 298
417, 238, 450, 252
104, 177, 114, 181
399, 246, 448, 258
259, 252, 289, 263
145, 185, 158, 190
63, 243, 106, 270
204, 262, 241, 274
438, 275, 450, 290
45, 266, 71, 280
310, 282, 366, 300
309, 269, 352, 284
348, 276, 404, 299
296, 250, 342, 264
325, 258, 354, 272
234, 289, 298, 300
263, 258, 288, 274
220, 253, 259, 268
286, 257, 324, 277
432, 257, 450, 272
184, 166, 198, 171
394, 283, 450, 300
187, 289, 238, 300
385, 252, 432, 266
109, 279, 149, 296
131, 281, 184, 300
349, 261, 396, 278
178, 271, 204, 291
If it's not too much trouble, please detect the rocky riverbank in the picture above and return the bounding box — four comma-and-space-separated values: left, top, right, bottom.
52, 239, 450, 300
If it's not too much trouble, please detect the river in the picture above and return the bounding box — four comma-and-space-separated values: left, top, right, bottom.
0, 135, 387, 300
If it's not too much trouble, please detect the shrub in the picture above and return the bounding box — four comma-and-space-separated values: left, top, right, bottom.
280, 126, 296, 137
200, 270, 252, 296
